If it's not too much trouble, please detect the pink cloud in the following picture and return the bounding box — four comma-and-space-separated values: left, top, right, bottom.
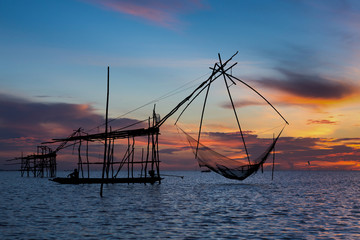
84, 0, 208, 29
2, 93, 359, 172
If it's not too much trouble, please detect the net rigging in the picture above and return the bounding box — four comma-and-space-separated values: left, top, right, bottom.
162, 51, 289, 181
16, 51, 288, 187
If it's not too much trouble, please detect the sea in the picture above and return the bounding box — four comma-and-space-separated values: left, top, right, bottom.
1, 170, 359, 239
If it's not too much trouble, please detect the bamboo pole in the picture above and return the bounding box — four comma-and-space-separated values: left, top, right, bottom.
155, 132, 160, 183
111, 138, 114, 178
86, 138, 90, 178
127, 136, 130, 179
131, 137, 135, 178
100, 66, 110, 197
219, 53, 251, 164
144, 117, 150, 179
140, 148, 144, 177
272, 133, 275, 180
195, 63, 216, 158
78, 140, 84, 178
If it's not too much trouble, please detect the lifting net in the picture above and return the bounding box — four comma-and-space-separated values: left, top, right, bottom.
165, 52, 288, 181
178, 126, 284, 180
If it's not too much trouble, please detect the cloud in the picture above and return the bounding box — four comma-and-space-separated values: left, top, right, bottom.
306, 1, 360, 35
159, 146, 189, 155
268, 136, 360, 170
84, 0, 208, 29
0, 93, 102, 139
252, 38, 360, 108
167, 128, 360, 170
0, 93, 145, 167
221, 100, 266, 109
307, 119, 338, 125
257, 69, 357, 100
2, 93, 359, 171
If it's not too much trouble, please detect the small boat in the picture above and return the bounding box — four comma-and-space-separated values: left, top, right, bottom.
50, 176, 162, 184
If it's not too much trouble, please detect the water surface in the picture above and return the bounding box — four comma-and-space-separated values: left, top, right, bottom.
1, 171, 359, 239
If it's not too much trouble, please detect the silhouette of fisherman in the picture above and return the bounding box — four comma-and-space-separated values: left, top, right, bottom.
68, 168, 79, 179
149, 170, 155, 178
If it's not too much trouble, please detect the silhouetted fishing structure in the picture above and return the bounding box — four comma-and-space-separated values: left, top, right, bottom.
6, 128, 83, 177
6, 146, 56, 178
170, 51, 288, 181
48, 109, 162, 185
9, 52, 288, 195
47, 67, 162, 194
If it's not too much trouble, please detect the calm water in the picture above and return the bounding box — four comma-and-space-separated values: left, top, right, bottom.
1, 170, 360, 239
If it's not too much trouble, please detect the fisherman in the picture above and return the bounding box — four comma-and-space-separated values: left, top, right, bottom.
149, 170, 155, 178
68, 168, 79, 179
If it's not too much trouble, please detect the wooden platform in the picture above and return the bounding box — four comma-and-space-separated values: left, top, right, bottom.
50, 177, 162, 184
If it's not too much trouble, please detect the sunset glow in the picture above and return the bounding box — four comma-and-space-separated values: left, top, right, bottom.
1, 0, 360, 171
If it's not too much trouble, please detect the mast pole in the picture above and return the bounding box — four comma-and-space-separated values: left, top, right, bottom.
218, 53, 251, 164
272, 133, 275, 180
100, 66, 110, 197
195, 64, 216, 158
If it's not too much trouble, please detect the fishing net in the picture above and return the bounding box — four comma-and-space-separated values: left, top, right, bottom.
162, 52, 288, 181
178, 126, 284, 180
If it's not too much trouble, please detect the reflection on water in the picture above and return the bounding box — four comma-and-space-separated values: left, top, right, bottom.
1, 171, 360, 239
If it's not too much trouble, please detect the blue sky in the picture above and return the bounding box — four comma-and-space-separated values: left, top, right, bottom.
1, 0, 360, 170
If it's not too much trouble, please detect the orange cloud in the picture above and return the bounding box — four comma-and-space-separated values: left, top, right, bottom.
307, 119, 338, 125
276, 93, 360, 109
2, 92, 360, 172
252, 69, 360, 109
305, 160, 360, 171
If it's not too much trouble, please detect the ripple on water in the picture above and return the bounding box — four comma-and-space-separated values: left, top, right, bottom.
1, 171, 360, 239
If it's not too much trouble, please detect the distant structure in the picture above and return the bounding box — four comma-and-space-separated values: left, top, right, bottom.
7, 129, 78, 178
7, 146, 57, 178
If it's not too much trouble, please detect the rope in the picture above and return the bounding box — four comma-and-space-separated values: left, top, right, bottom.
86, 71, 210, 133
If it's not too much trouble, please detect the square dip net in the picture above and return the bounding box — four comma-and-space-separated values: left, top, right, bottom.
178, 125, 284, 180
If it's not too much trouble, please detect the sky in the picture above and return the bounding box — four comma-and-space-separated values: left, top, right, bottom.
1, 0, 360, 171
